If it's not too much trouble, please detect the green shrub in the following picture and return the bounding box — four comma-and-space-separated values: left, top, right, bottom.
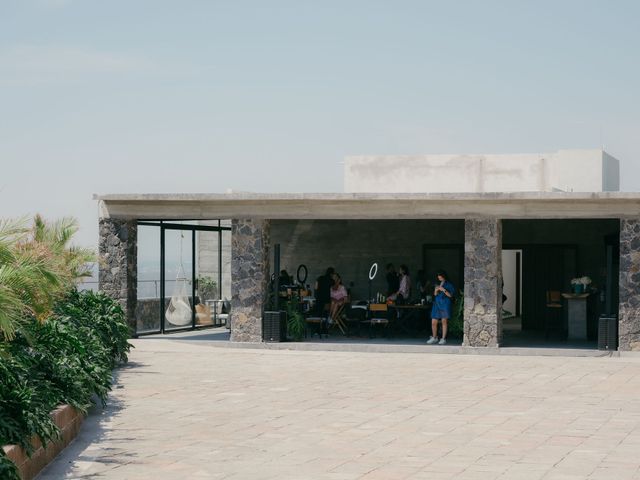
448, 290, 464, 338
285, 295, 305, 341
0, 289, 131, 475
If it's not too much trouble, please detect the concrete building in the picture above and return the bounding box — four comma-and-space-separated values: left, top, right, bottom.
96, 149, 640, 351
345, 149, 619, 194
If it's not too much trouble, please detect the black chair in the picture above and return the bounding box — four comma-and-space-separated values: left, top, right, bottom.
362, 303, 391, 338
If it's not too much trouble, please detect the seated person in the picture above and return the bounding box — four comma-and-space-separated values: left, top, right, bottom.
314, 267, 334, 315
386, 263, 400, 297
415, 269, 429, 302
278, 269, 292, 288
329, 273, 349, 320
389, 264, 411, 304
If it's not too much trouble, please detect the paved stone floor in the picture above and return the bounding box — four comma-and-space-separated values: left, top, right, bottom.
39, 337, 640, 479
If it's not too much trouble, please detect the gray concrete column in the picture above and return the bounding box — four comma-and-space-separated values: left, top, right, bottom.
463, 218, 503, 347
619, 218, 640, 351
231, 219, 270, 342
98, 218, 137, 333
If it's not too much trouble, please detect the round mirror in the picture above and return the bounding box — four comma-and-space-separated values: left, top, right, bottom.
368, 262, 378, 281
296, 264, 308, 284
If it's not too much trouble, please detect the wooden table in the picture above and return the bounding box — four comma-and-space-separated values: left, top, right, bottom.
562, 293, 590, 340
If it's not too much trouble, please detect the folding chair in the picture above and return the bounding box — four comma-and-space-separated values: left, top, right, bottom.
362, 303, 390, 338
306, 303, 329, 338
330, 302, 348, 335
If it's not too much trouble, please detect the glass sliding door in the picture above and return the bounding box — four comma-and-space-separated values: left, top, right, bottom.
136, 223, 162, 335
162, 228, 195, 332
135, 220, 232, 335
195, 229, 220, 327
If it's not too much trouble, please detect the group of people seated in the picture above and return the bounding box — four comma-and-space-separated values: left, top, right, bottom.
385, 263, 456, 345
306, 263, 456, 344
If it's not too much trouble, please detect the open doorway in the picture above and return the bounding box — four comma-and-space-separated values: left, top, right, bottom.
502, 219, 620, 348
502, 249, 522, 332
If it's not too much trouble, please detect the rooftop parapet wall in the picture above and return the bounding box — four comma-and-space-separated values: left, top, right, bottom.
345, 149, 619, 194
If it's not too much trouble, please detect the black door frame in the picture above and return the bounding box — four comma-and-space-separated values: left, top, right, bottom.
137, 221, 231, 335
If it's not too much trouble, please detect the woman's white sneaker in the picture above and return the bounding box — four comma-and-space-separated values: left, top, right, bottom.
438, 338, 447, 345
426, 336, 438, 345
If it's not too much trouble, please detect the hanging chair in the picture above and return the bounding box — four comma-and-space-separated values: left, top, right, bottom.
166, 266, 192, 326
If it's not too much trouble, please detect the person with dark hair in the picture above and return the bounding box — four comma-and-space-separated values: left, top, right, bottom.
314, 267, 335, 315
278, 269, 291, 287
416, 269, 429, 302
329, 273, 349, 319
385, 263, 399, 297
427, 270, 455, 345
390, 264, 411, 304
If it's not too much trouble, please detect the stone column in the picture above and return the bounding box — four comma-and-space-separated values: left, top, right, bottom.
619, 218, 640, 351
463, 218, 503, 347
98, 218, 137, 334
231, 219, 270, 342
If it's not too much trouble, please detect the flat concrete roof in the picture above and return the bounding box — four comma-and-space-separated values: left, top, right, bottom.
95, 192, 640, 220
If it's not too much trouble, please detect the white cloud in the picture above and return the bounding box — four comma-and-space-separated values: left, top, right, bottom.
0, 44, 156, 85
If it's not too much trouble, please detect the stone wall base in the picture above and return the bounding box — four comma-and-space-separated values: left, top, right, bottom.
3, 405, 84, 480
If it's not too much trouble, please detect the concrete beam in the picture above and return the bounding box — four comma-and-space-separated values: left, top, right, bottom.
96, 193, 640, 221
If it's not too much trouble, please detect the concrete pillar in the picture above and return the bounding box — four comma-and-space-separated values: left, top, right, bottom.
98, 218, 137, 333
230, 219, 270, 342
619, 218, 640, 351
463, 218, 503, 347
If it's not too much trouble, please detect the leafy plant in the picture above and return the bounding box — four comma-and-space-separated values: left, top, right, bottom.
0, 450, 20, 480
197, 275, 217, 301
448, 290, 464, 338
285, 294, 305, 341
0, 216, 95, 340
0, 289, 131, 471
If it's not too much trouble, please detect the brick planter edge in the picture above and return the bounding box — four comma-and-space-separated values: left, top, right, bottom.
3, 405, 85, 480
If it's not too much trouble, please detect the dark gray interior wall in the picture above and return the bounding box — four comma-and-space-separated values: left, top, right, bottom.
270, 220, 464, 300
503, 219, 619, 290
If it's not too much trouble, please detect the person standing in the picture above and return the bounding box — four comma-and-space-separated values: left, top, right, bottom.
427, 270, 455, 345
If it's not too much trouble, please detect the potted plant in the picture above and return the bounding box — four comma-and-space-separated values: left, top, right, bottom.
285, 294, 306, 341
570, 276, 591, 294
197, 275, 217, 301
580, 276, 592, 292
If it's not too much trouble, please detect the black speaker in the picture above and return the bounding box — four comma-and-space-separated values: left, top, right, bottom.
263, 311, 287, 342
598, 314, 618, 351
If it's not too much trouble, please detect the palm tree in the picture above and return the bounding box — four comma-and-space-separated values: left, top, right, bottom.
0, 216, 95, 340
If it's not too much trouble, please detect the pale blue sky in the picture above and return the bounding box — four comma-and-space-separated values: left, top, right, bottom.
1, 0, 639, 247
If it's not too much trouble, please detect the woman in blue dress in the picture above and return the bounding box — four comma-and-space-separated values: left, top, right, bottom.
427, 270, 455, 345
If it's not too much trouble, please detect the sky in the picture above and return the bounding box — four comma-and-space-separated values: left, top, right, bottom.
1, 0, 639, 248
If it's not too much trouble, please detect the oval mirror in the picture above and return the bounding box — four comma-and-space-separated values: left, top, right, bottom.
296, 264, 308, 284
369, 262, 378, 281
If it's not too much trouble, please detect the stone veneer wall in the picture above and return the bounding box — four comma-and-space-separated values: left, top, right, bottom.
99, 219, 137, 333
231, 219, 270, 342
463, 218, 503, 347
619, 218, 640, 351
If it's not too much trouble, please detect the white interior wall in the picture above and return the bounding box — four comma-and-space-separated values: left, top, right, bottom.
502, 249, 522, 315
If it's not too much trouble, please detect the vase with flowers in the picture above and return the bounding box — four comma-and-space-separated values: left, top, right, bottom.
570, 276, 591, 294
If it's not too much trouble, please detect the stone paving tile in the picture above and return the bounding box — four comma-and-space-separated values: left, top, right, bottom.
37, 338, 640, 479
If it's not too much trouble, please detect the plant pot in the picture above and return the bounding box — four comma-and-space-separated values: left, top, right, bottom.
573, 284, 584, 294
